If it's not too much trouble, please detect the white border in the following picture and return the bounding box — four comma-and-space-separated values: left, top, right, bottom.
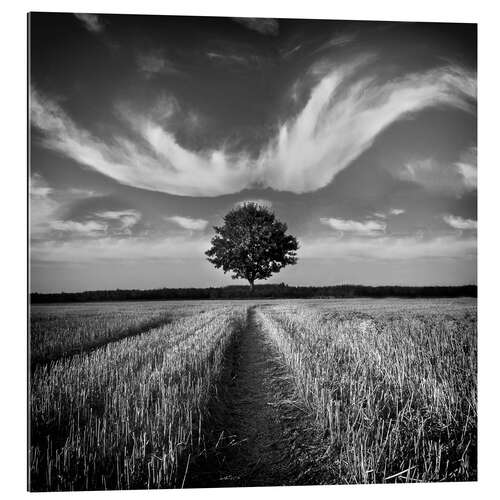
1, 1, 499, 499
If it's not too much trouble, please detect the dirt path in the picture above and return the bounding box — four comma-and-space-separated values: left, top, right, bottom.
188, 306, 325, 488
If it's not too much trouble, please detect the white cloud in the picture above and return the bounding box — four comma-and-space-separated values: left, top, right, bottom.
69, 188, 96, 197
259, 61, 476, 193
443, 215, 477, 230
50, 219, 107, 234
398, 145, 476, 195
314, 33, 357, 53
167, 216, 208, 231
232, 18, 279, 36
320, 217, 386, 235
206, 51, 250, 65
30, 175, 141, 239
31, 234, 209, 263
30, 173, 60, 239
389, 208, 405, 215
95, 210, 142, 232
281, 44, 303, 60
399, 157, 474, 195
300, 233, 476, 261
235, 199, 273, 208
49, 210, 142, 238
30, 231, 476, 265
456, 162, 477, 189
30, 58, 476, 197
136, 51, 181, 77
30, 88, 253, 197
455, 146, 477, 190
74, 13, 104, 33
30, 172, 52, 198
96, 209, 139, 220
373, 208, 405, 218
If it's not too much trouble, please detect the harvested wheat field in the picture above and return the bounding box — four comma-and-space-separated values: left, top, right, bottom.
29, 298, 476, 491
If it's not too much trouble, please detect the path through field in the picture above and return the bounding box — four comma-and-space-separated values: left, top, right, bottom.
188, 306, 327, 487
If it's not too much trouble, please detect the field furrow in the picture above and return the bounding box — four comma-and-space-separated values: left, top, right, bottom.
29, 305, 246, 491
30, 301, 208, 365
186, 306, 327, 487
258, 302, 477, 483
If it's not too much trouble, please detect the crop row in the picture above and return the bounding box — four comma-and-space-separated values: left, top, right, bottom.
30, 301, 203, 364
29, 305, 246, 491
258, 304, 477, 483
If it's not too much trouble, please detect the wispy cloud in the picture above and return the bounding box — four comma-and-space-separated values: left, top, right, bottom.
443, 215, 477, 230
167, 215, 208, 231
232, 18, 279, 36
30, 88, 252, 196
235, 199, 272, 208
30, 172, 52, 198
51, 219, 107, 235
205, 49, 267, 68
373, 208, 405, 219
31, 234, 209, 263
48, 210, 141, 238
259, 60, 476, 193
74, 13, 104, 33
30, 57, 476, 197
399, 150, 477, 195
136, 51, 182, 78
389, 208, 405, 216
69, 188, 96, 197
30, 175, 141, 240
206, 51, 250, 65
455, 146, 477, 190
30, 173, 59, 239
280, 44, 303, 60
313, 33, 357, 54
456, 162, 477, 189
320, 217, 386, 236
96, 210, 141, 232
31, 231, 476, 265
300, 233, 476, 261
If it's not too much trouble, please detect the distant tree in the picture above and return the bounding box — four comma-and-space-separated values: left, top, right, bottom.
205, 203, 299, 292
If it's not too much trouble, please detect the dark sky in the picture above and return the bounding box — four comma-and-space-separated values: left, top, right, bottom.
29, 13, 477, 292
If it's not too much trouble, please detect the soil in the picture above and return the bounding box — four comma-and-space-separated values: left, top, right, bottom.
187, 306, 331, 488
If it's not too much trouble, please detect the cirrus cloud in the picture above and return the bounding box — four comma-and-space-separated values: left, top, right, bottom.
30, 57, 476, 197
299, 233, 476, 261
235, 198, 272, 208
74, 13, 104, 33
443, 215, 477, 230
50, 219, 107, 235
232, 18, 279, 36
30, 231, 476, 264
259, 61, 476, 193
320, 217, 386, 236
167, 215, 208, 231
136, 51, 182, 78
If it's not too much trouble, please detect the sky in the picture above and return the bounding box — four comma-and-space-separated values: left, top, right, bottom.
29, 13, 477, 292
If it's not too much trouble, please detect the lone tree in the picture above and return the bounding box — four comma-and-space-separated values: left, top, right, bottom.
205, 203, 299, 292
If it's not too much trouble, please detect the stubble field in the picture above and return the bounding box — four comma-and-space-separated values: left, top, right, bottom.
29, 298, 477, 491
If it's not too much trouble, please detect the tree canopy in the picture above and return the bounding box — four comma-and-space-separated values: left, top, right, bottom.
205, 203, 299, 290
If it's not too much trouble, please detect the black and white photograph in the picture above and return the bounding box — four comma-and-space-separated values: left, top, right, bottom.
27, 10, 478, 493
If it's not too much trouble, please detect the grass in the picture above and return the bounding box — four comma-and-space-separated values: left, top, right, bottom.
29, 304, 246, 491
258, 300, 477, 483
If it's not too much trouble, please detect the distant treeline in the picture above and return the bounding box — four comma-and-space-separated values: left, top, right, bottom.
30, 284, 477, 303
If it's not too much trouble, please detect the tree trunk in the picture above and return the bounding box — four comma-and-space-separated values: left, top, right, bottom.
249, 280, 255, 293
